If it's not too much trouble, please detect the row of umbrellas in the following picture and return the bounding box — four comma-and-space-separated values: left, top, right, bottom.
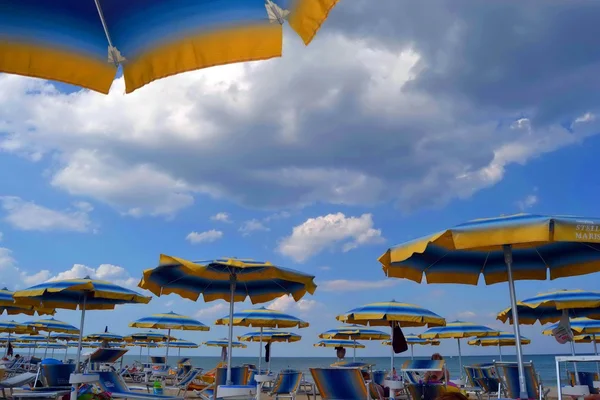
1, 214, 600, 400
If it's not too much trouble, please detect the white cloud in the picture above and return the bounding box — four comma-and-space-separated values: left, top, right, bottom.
0, 196, 92, 232
48, 263, 138, 289
278, 213, 384, 262
186, 229, 223, 244
0, 247, 52, 289
211, 212, 232, 223
320, 279, 397, 292
516, 191, 538, 211
239, 219, 270, 236
263, 211, 291, 222
195, 303, 229, 318
267, 295, 319, 315
0, 232, 3, 242
457, 311, 477, 319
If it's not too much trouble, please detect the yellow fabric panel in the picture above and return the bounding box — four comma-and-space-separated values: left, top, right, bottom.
288, 0, 341, 45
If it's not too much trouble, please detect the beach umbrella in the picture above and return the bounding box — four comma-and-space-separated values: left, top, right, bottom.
0, 320, 36, 357
215, 307, 308, 375
25, 318, 79, 358
336, 301, 445, 373
168, 340, 199, 357
0, 288, 56, 316
13, 276, 150, 400
85, 332, 124, 342
314, 339, 365, 361
125, 340, 161, 362
379, 214, 600, 400
237, 329, 302, 374
139, 255, 317, 384
421, 321, 499, 379
382, 334, 440, 359
319, 325, 389, 361
52, 332, 81, 361
18, 334, 50, 358
204, 338, 247, 361
0, 0, 339, 94
124, 331, 173, 342
130, 312, 209, 365
467, 332, 530, 361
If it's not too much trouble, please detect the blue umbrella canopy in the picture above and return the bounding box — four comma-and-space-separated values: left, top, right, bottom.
51, 333, 80, 341
336, 301, 445, 327
542, 318, 600, 335
421, 321, 499, 339
0, 321, 35, 334
84, 332, 124, 342
0, 0, 339, 94
319, 325, 390, 340
168, 340, 198, 349
130, 312, 209, 331
215, 307, 308, 328
204, 339, 246, 348
498, 290, 600, 325
314, 339, 364, 349
25, 318, 79, 334
0, 288, 55, 316
124, 332, 172, 342
238, 330, 301, 343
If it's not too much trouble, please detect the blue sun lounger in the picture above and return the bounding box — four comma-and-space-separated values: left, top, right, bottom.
310, 368, 370, 400
195, 366, 252, 400
12, 363, 75, 400
97, 371, 183, 400
269, 370, 303, 400
495, 362, 549, 400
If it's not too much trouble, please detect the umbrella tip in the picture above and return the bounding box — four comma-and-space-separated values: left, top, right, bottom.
83, 275, 91, 279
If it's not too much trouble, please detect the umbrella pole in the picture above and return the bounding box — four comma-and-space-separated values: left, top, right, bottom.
43, 331, 50, 359
504, 244, 527, 400
178, 348, 181, 357
258, 327, 263, 373
140, 346, 142, 359
64, 341, 68, 362
390, 323, 395, 376
226, 275, 237, 385
570, 338, 580, 384
593, 334, 599, 376
75, 295, 87, 373
498, 343, 502, 362
165, 328, 171, 367
353, 344, 356, 362
4, 332, 9, 357
147, 345, 150, 363
411, 344, 414, 360
457, 339, 463, 380
268, 343, 272, 373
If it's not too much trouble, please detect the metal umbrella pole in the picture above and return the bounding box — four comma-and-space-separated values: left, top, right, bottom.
226, 274, 237, 385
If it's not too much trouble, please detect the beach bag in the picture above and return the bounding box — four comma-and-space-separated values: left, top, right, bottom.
392, 322, 408, 354
552, 311, 573, 344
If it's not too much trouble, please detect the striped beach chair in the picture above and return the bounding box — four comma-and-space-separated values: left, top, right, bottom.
495, 362, 548, 400
270, 370, 303, 400
310, 368, 370, 400
97, 371, 183, 400
196, 366, 250, 400
402, 359, 446, 384
464, 365, 484, 400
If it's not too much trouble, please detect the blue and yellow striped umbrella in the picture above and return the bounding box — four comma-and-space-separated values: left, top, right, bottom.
130, 312, 209, 364
26, 318, 79, 334
0, 288, 55, 316
84, 332, 124, 342
169, 340, 198, 349
215, 307, 309, 329
204, 339, 247, 348
382, 334, 440, 360
421, 321, 498, 377
379, 214, 600, 398
497, 290, 600, 325
0, 321, 34, 334
0, 0, 339, 94
314, 339, 365, 349
319, 326, 390, 341
130, 312, 210, 331
124, 332, 172, 343
51, 332, 81, 341
336, 301, 445, 327
13, 277, 150, 376
140, 255, 316, 384
238, 330, 302, 343
0, 336, 17, 343
468, 332, 530, 362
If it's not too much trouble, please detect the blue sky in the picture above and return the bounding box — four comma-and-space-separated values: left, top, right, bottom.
2, 0, 600, 359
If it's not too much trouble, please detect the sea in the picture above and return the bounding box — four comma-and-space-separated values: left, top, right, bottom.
111, 354, 599, 387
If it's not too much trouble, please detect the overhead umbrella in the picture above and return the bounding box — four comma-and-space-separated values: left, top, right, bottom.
52, 332, 82, 361
421, 321, 499, 379
319, 325, 389, 361
168, 340, 199, 357
85, 332, 124, 342
25, 317, 79, 358
130, 311, 209, 366
382, 333, 440, 359
379, 214, 600, 400
336, 301, 445, 374
0, 320, 36, 357
498, 289, 600, 382
0, 288, 56, 316
124, 331, 172, 342
139, 255, 317, 384
13, 276, 150, 400
0, 0, 340, 94
468, 332, 530, 361
215, 307, 307, 376
237, 329, 302, 377
314, 339, 364, 362
18, 334, 50, 358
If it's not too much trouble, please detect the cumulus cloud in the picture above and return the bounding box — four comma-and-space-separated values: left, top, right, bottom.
516, 189, 539, 211
186, 229, 224, 244
0, 196, 93, 232
320, 279, 398, 292
48, 263, 138, 289
239, 219, 270, 236
278, 213, 384, 262
0, 247, 52, 289
195, 303, 229, 318
457, 311, 477, 319
267, 295, 319, 315
1, 1, 600, 218
211, 212, 232, 223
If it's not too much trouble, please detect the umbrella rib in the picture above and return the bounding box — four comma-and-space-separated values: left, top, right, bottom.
481, 251, 490, 275
582, 243, 600, 252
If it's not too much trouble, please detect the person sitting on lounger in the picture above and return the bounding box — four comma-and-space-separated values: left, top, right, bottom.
424, 353, 460, 392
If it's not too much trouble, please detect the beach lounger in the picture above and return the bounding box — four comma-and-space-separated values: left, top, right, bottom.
310, 367, 370, 400
145, 367, 202, 396
269, 370, 303, 400
85, 348, 128, 372
0, 372, 36, 398
97, 371, 183, 400
475, 364, 501, 399
195, 366, 250, 400
495, 361, 549, 400
11, 363, 75, 400
569, 371, 599, 394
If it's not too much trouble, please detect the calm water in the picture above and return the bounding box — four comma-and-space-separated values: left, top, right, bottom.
113, 353, 599, 387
